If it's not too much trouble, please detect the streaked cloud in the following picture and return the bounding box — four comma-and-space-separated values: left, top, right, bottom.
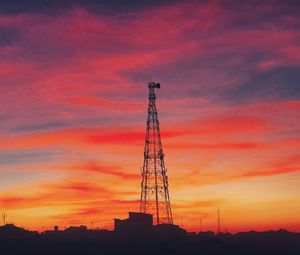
0, 0, 299, 232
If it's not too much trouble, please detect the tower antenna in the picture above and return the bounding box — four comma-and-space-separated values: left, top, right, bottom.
217, 208, 221, 234
200, 216, 203, 232
2, 212, 7, 225
140, 81, 173, 225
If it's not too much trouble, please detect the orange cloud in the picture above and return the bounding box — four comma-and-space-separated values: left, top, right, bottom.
173, 199, 225, 210
0, 179, 113, 210
171, 152, 300, 190
70, 161, 140, 180
240, 166, 300, 179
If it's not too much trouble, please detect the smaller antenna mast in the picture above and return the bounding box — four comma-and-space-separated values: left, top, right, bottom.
217, 209, 221, 234
2, 212, 7, 225
200, 216, 203, 232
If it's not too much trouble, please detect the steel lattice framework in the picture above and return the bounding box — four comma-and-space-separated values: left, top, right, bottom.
140, 81, 173, 225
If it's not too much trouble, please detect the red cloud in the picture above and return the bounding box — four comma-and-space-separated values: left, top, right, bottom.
192, 115, 270, 136
87, 130, 185, 145
167, 142, 260, 150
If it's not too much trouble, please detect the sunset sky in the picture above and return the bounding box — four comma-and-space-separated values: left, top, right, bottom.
0, 0, 300, 233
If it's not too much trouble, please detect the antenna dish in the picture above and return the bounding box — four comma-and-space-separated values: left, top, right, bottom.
148, 81, 161, 89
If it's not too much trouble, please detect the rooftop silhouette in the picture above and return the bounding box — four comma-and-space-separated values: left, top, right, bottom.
0, 222, 300, 255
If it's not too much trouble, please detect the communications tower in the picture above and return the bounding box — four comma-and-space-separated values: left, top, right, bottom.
140, 81, 173, 225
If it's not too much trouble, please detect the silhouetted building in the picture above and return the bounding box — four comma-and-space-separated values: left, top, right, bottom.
154, 223, 186, 239
114, 211, 186, 240
114, 212, 153, 233
198, 231, 215, 239
65, 225, 87, 233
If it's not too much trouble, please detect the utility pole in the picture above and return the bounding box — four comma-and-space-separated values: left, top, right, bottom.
2, 212, 7, 225
140, 81, 173, 225
217, 208, 221, 234
200, 217, 203, 232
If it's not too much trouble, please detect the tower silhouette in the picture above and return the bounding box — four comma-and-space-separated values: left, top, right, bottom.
140, 81, 173, 225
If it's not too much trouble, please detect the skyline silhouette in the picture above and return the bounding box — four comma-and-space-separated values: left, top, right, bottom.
1, 222, 300, 255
